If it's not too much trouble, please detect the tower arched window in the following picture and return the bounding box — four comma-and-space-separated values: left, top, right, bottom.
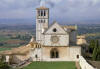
44, 20, 45, 23
38, 20, 41, 23
41, 20, 43, 23
38, 10, 41, 16
44, 10, 46, 16
41, 10, 43, 16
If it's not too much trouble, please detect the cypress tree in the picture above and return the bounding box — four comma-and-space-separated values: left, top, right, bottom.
89, 40, 95, 53
92, 40, 99, 61
97, 40, 100, 60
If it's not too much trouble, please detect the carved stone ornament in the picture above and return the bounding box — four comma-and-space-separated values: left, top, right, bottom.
51, 36, 59, 43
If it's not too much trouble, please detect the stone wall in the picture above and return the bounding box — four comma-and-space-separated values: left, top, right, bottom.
79, 56, 97, 69
69, 46, 81, 61
30, 48, 42, 61
11, 52, 30, 64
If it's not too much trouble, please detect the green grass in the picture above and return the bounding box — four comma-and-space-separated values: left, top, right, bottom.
23, 62, 76, 69
0, 48, 11, 51
0, 36, 9, 42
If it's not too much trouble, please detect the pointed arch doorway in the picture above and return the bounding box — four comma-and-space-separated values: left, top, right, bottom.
50, 48, 59, 58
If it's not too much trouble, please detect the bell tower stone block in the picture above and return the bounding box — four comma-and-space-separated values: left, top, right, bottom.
36, 6, 49, 43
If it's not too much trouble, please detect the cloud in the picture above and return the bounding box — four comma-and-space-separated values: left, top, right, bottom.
0, 0, 100, 23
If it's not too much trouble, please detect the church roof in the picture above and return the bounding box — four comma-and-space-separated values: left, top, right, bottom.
0, 39, 41, 55
36, 6, 49, 10
43, 21, 77, 34
0, 45, 31, 55
43, 21, 66, 34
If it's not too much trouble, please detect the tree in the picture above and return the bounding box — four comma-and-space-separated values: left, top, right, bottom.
89, 40, 95, 53
0, 56, 11, 69
92, 40, 99, 61
0, 62, 10, 69
97, 43, 100, 60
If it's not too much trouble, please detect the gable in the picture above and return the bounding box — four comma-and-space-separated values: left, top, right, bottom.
44, 22, 67, 35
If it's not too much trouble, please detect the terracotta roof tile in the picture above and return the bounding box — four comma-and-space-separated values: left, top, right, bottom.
36, 6, 49, 10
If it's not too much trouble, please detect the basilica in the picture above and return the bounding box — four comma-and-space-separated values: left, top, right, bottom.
30, 5, 81, 61
0, 2, 96, 69
0, 5, 81, 63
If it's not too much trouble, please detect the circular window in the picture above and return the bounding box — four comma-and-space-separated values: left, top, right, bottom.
51, 36, 59, 43
53, 28, 57, 32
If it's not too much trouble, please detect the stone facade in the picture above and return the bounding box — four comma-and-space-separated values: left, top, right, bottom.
42, 46, 81, 61
0, 6, 82, 63
30, 45, 81, 61
30, 48, 42, 61
44, 22, 69, 46
34, 6, 81, 61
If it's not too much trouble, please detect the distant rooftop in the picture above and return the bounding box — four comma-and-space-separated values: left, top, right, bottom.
62, 25, 77, 30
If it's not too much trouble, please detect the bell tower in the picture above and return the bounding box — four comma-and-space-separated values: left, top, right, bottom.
36, 3, 49, 43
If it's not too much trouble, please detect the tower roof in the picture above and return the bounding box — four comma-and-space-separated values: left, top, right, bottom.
36, 6, 49, 10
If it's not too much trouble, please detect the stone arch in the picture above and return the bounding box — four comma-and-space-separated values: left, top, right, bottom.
50, 48, 59, 58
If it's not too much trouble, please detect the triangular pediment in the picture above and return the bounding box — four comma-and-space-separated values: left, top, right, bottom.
44, 22, 67, 34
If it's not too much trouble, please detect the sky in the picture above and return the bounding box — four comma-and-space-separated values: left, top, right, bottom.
0, 0, 100, 24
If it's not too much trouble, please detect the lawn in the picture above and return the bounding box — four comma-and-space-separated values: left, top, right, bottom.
23, 62, 76, 69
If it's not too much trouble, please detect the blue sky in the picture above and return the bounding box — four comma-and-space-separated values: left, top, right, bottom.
0, 0, 100, 24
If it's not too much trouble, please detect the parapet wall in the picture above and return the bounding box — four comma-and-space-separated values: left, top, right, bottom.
79, 56, 97, 69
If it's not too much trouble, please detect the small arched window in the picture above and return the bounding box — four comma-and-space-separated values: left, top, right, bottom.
44, 20, 45, 23
77, 55, 79, 59
38, 20, 41, 23
38, 10, 41, 16
35, 54, 38, 58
